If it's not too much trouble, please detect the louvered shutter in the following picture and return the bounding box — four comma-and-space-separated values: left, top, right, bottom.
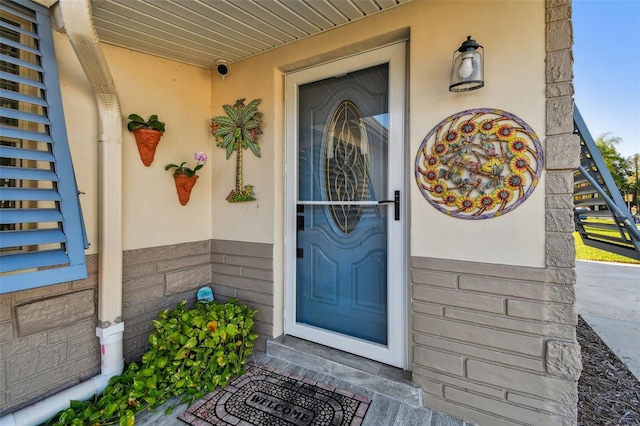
0, 0, 88, 294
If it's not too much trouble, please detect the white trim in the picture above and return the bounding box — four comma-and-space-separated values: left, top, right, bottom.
284, 43, 407, 368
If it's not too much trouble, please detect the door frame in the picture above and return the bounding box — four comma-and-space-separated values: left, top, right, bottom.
284, 43, 408, 368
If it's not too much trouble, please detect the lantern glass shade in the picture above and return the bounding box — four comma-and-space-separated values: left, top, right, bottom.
449, 36, 484, 92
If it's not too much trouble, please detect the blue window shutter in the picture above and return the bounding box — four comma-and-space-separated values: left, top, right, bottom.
0, 0, 88, 293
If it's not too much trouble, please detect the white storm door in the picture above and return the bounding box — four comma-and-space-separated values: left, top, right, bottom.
284, 43, 407, 368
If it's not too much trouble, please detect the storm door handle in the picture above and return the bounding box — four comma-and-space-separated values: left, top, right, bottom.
378, 190, 400, 221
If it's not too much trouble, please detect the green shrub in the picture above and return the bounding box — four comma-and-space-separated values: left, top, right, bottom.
48, 298, 258, 425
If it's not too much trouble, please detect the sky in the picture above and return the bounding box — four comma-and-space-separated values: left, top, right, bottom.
572, 0, 640, 159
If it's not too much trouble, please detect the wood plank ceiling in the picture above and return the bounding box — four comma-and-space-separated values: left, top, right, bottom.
89, 0, 412, 69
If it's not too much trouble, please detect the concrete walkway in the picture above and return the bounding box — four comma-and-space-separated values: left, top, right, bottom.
575, 260, 640, 380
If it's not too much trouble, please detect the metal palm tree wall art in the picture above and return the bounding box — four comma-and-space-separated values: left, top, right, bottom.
415, 108, 543, 219
211, 99, 263, 202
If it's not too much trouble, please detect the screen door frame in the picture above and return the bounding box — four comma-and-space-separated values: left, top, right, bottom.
284, 43, 407, 368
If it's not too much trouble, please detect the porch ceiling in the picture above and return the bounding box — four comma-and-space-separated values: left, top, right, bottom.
87, 0, 412, 69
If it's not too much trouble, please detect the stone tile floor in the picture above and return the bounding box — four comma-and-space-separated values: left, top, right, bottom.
136, 351, 472, 425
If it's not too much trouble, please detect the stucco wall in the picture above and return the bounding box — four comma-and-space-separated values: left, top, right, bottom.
409, 1, 546, 267
54, 31, 213, 252
55, 0, 549, 265
210, 0, 547, 267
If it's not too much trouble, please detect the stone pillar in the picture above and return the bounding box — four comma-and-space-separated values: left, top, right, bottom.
544, 0, 582, 420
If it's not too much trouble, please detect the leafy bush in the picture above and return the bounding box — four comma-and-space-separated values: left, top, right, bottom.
48, 298, 258, 425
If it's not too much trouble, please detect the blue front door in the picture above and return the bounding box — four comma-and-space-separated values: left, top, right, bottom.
286, 44, 406, 366
296, 63, 390, 345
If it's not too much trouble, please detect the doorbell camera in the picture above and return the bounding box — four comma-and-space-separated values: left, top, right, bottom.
216, 60, 229, 79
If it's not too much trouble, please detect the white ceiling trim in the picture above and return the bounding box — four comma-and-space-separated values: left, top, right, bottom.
85, 0, 412, 69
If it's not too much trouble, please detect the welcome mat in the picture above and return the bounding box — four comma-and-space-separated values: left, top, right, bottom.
178, 364, 371, 426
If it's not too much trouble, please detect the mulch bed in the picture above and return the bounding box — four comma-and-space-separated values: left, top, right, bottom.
578, 316, 640, 425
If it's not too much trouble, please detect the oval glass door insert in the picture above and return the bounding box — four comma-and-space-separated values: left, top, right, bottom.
324, 100, 371, 233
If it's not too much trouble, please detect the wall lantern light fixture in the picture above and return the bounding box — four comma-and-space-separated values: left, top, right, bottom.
449, 36, 484, 92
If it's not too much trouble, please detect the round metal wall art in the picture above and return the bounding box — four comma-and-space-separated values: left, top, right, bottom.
415, 108, 543, 219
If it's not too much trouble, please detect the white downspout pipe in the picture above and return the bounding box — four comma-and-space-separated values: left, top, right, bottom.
58, 0, 124, 328
0, 0, 124, 424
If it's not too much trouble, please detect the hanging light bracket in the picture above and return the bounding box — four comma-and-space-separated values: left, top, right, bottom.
449, 36, 484, 92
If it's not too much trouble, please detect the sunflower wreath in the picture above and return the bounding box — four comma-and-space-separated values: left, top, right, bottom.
414, 108, 543, 219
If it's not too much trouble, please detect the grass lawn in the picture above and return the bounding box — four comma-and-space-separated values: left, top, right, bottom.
573, 232, 640, 265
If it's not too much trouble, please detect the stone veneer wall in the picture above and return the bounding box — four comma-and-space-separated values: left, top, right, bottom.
0, 255, 100, 415
209, 239, 274, 352
122, 239, 274, 362
411, 259, 579, 425
0, 239, 274, 415
410, 1, 582, 425
122, 240, 213, 363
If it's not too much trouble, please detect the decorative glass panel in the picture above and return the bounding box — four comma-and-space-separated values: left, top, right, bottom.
324, 101, 370, 233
